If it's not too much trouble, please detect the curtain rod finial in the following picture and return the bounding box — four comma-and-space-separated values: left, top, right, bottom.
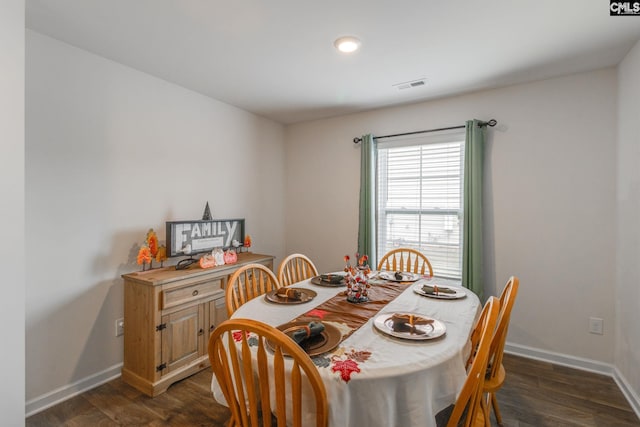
353, 137, 362, 144
478, 119, 498, 128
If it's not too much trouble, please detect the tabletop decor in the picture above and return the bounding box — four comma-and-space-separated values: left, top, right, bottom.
166, 218, 245, 257
155, 244, 167, 267
344, 254, 372, 303
213, 248, 225, 265
241, 235, 252, 253
373, 312, 447, 340
310, 273, 346, 287
198, 253, 216, 269
268, 321, 342, 356
136, 228, 160, 271
378, 271, 421, 282
265, 287, 318, 304
412, 283, 467, 299
224, 248, 238, 264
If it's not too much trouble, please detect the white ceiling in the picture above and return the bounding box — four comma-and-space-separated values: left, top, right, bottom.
25, 1, 640, 125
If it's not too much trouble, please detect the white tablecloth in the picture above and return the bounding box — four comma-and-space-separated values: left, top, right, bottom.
211, 277, 481, 427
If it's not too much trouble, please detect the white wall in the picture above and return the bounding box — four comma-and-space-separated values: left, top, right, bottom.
25, 31, 286, 407
285, 69, 618, 363
616, 39, 640, 404
0, 1, 25, 425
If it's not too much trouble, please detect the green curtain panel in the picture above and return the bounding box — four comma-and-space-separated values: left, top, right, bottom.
357, 134, 377, 266
462, 120, 485, 299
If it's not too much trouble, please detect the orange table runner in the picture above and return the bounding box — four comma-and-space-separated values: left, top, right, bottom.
292, 280, 412, 342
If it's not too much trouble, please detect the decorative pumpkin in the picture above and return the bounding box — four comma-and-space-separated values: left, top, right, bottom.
224, 249, 238, 264
213, 248, 225, 265
199, 254, 216, 269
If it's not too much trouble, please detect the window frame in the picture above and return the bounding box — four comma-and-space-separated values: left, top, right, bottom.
375, 129, 466, 279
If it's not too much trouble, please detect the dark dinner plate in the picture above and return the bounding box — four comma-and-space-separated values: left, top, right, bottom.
264, 288, 317, 304
310, 275, 346, 287
267, 321, 342, 356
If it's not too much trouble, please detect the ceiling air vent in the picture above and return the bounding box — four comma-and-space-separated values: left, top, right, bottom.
393, 78, 427, 90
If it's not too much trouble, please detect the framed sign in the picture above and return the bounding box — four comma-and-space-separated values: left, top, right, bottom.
166, 218, 245, 257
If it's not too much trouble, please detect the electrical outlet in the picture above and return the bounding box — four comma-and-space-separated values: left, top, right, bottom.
115, 318, 124, 337
589, 317, 603, 335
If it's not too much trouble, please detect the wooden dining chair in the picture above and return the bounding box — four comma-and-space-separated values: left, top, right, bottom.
226, 263, 281, 316
208, 318, 328, 427
436, 297, 500, 427
277, 253, 319, 287
481, 276, 519, 426
377, 248, 434, 276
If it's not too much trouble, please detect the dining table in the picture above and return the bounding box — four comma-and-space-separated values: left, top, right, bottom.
211, 271, 481, 427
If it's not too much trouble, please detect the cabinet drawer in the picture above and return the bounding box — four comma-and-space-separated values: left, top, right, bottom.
162, 280, 222, 310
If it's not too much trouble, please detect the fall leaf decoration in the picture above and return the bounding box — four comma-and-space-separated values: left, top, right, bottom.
146, 229, 159, 257
137, 246, 152, 265
331, 359, 360, 383
244, 235, 252, 248
344, 348, 372, 363
136, 229, 164, 271
156, 245, 167, 264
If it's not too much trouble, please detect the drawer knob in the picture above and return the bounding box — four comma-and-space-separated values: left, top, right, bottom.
192, 290, 199, 296
198, 328, 204, 336
209, 325, 215, 332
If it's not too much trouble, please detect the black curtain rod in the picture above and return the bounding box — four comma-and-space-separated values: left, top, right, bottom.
352, 119, 497, 144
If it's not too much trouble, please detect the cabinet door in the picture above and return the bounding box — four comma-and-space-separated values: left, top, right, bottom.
206, 296, 228, 338
160, 304, 205, 375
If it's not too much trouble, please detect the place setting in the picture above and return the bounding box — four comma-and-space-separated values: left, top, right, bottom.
373, 312, 446, 341
264, 287, 318, 304
267, 320, 342, 356
376, 270, 423, 283
310, 272, 347, 287
412, 282, 466, 299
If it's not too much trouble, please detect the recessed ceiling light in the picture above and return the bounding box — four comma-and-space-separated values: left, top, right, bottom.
334, 36, 361, 53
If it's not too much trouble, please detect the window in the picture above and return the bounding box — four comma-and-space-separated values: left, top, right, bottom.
376, 129, 465, 279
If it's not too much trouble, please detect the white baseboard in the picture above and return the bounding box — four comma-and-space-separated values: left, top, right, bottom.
505, 342, 640, 420
25, 363, 122, 418
613, 366, 640, 420
504, 342, 614, 375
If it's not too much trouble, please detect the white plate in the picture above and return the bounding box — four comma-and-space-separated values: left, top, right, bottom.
378, 271, 422, 282
373, 312, 446, 340
413, 284, 466, 300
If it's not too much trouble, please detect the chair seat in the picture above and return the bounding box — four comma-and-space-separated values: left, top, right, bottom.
483, 363, 505, 393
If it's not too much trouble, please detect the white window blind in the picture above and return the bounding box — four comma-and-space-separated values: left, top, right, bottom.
376, 129, 465, 279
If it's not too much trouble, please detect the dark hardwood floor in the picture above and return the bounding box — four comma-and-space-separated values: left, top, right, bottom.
26, 354, 640, 426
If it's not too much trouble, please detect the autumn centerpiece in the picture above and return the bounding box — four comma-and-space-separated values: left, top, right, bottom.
344, 253, 371, 303
137, 228, 167, 271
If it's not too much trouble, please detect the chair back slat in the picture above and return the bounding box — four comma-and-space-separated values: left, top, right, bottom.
256, 338, 271, 427
240, 334, 259, 425
292, 361, 302, 426
277, 253, 319, 287
273, 346, 286, 425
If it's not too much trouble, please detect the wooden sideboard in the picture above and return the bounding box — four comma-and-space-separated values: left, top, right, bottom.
121, 252, 274, 397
